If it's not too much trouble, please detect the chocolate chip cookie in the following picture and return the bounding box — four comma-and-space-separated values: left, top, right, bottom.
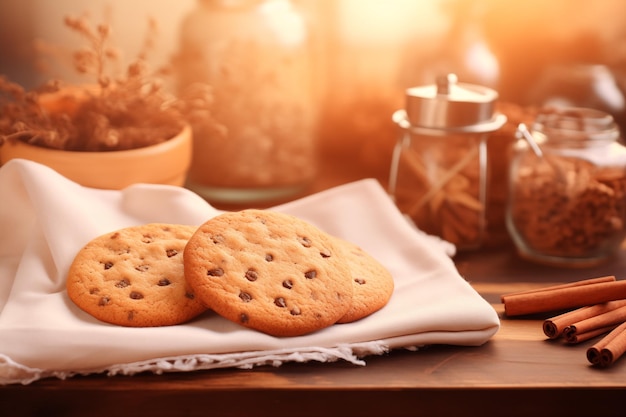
66, 223, 207, 327
183, 209, 353, 337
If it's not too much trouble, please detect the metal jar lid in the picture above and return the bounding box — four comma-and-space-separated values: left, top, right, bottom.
401, 73, 506, 133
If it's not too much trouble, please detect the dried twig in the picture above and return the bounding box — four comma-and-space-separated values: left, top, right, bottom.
0, 14, 219, 151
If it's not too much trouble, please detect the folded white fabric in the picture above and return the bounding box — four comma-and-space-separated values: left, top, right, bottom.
0, 159, 499, 385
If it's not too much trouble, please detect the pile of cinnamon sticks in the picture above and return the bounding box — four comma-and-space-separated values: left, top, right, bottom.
501, 276, 626, 368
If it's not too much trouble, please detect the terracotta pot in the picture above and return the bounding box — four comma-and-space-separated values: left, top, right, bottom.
0, 124, 193, 190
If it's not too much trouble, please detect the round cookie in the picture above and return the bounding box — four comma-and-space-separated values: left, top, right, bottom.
183, 209, 353, 337
67, 223, 207, 327
333, 238, 394, 324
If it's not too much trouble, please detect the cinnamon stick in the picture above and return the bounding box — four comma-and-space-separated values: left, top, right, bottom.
502, 278, 626, 317
563, 305, 626, 339
543, 299, 626, 339
587, 321, 626, 367
501, 276, 616, 301
565, 325, 616, 344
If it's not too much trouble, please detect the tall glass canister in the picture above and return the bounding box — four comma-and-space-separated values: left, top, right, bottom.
176, 0, 317, 204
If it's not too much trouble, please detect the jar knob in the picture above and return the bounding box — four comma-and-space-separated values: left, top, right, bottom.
436, 73, 458, 96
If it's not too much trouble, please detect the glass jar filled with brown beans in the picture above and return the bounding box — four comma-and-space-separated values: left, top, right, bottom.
507, 107, 626, 267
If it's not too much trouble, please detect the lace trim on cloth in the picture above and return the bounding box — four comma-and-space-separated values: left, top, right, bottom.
0, 341, 390, 385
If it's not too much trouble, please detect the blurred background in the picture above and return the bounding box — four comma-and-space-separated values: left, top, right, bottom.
2, 0, 626, 183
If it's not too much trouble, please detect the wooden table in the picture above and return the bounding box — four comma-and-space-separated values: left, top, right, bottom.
2, 159, 626, 417
2, 248, 625, 417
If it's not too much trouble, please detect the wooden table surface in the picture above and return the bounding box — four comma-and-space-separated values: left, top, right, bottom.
3, 242, 626, 417
2, 159, 626, 417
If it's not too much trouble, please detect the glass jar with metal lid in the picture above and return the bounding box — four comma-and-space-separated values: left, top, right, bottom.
507, 107, 626, 267
389, 74, 507, 250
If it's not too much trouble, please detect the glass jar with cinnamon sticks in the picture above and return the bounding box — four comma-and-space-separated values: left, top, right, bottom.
507, 107, 626, 267
388, 74, 507, 250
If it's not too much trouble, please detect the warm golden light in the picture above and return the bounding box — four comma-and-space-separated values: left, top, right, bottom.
1, 0, 625, 182
336, 0, 444, 44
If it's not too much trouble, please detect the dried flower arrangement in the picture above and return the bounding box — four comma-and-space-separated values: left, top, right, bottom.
0, 15, 217, 152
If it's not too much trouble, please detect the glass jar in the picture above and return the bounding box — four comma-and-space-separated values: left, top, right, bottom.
507, 107, 626, 267
176, 0, 317, 204
389, 74, 506, 250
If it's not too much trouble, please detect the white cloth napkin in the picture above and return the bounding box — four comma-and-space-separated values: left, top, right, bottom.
0, 159, 499, 385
